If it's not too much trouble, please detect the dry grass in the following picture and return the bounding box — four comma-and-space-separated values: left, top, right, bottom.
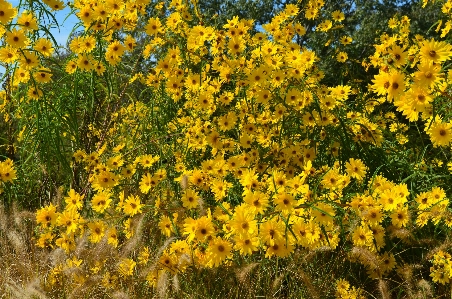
1, 203, 452, 299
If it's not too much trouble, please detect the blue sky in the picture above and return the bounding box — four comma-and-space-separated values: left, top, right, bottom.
1, 1, 78, 78
10, 0, 79, 46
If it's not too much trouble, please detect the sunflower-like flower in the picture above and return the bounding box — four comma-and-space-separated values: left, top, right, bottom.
206, 237, 233, 267
426, 117, 452, 147
419, 38, 452, 63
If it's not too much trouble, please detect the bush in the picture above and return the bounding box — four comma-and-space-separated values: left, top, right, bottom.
1, 0, 452, 297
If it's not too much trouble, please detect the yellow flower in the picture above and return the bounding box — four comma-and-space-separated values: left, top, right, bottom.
312, 203, 336, 225
27, 86, 43, 99
36, 203, 58, 228
92, 170, 119, 190
0, 1, 17, 24
0, 159, 17, 182
55, 233, 76, 252
419, 38, 452, 64
345, 158, 367, 180
386, 71, 405, 101
259, 218, 285, 246
34, 38, 54, 56
64, 189, 84, 211
234, 234, 259, 256
340, 36, 352, 45
118, 258, 136, 276
138, 247, 150, 265
210, 179, 231, 200
139, 172, 155, 194
321, 168, 343, 190
121, 164, 136, 178
332, 10, 345, 22
94, 62, 106, 76
206, 237, 233, 267
193, 216, 215, 241
145, 17, 163, 36
273, 192, 296, 215
265, 240, 292, 258
336, 51, 348, 62
105, 0, 124, 14
139, 154, 159, 168
65, 59, 78, 74
91, 191, 112, 213
387, 45, 407, 67
426, 118, 452, 147
106, 40, 125, 58
181, 189, 199, 209
34, 68, 53, 84
57, 210, 80, 234
414, 62, 442, 87
36, 231, 54, 248
0, 46, 18, 64
5, 28, 28, 48
77, 54, 94, 71
77, 7, 94, 25
159, 215, 174, 237
107, 227, 119, 248
159, 251, 178, 273
391, 208, 409, 228
123, 195, 143, 216
88, 220, 106, 243
317, 20, 333, 32
229, 204, 257, 236
19, 51, 40, 70
352, 225, 373, 247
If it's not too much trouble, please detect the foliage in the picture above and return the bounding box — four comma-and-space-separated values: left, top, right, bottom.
1, 0, 452, 298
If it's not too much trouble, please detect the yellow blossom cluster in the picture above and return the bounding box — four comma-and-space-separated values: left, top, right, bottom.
430, 250, 452, 284
1, 0, 452, 296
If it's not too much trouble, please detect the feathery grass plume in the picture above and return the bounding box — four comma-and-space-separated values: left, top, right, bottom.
156, 270, 169, 299
300, 246, 332, 265
54, 186, 64, 209
396, 263, 414, 297
86, 236, 117, 268
11, 204, 22, 227
142, 237, 177, 279
235, 262, 259, 283
5, 205, 36, 259
5, 278, 48, 299
424, 238, 452, 261
16, 210, 36, 247
387, 226, 413, 242
0, 205, 8, 232
120, 213, 146, 257
349, 246, 380, 270
346, 217, 361, 234
414, 238, 436, 246
112, 291, 130, 299
6, 229, 26, 256
177, 253, 191, 268
271, 271, 285, 296
298, 269, 320, 299
74, 233, 89, 258
68, 274, 103, 299
173, 273, 180, 293
17, 210, 36, 222
197, 197, 206, 216
180, 174, 188, 190
11, 203, 34, 228
62, 263, 84, 278
0, 208, 47, 298
414, 279, 433, 298
48, 248, 66, 267
378, 279, 390, 299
